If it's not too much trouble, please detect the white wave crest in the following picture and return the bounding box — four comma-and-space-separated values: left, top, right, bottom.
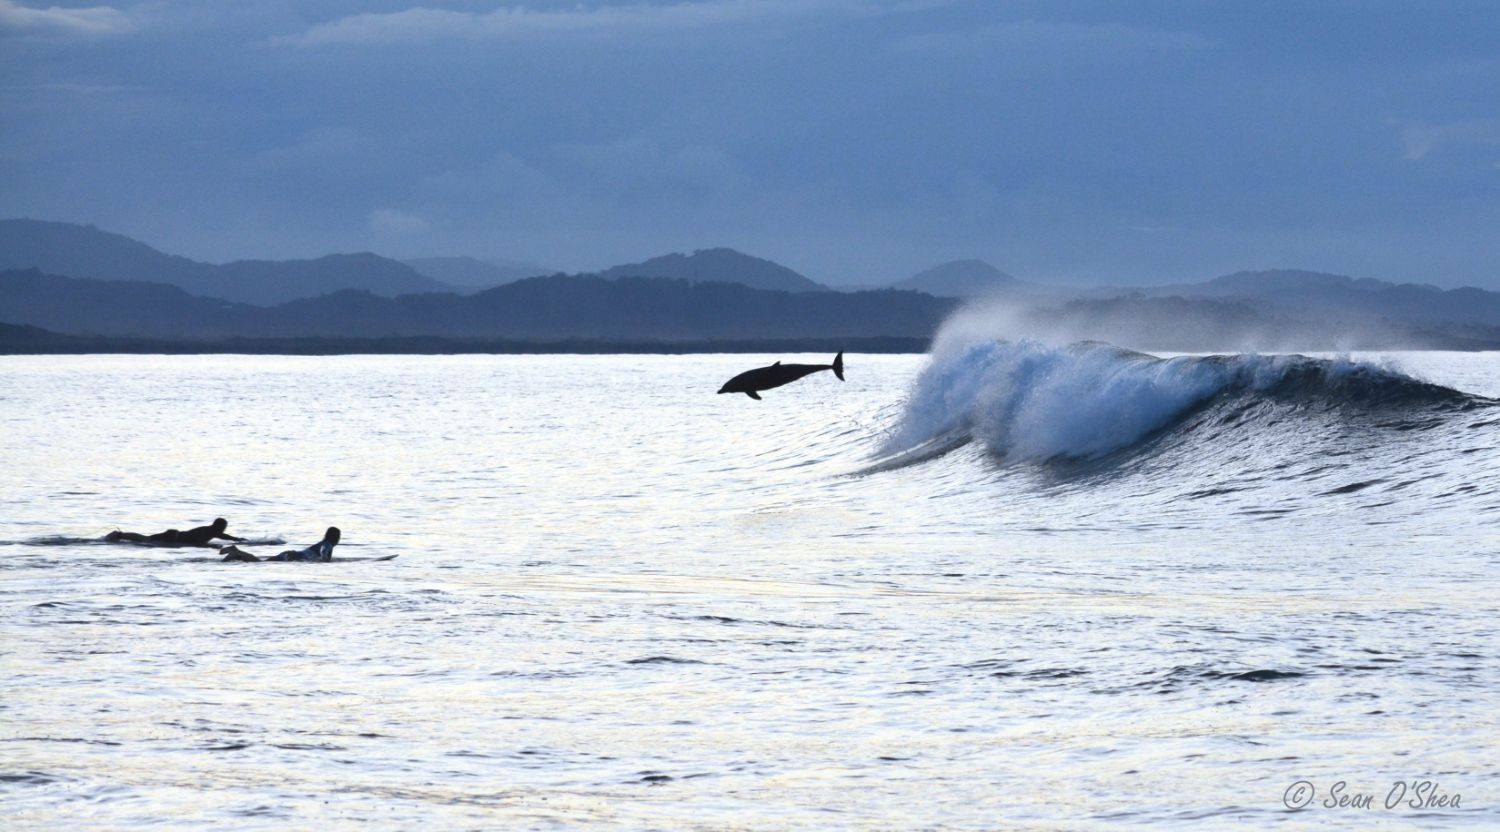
883, 339, 1388, 461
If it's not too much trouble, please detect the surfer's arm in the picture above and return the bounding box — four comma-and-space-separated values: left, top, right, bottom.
216, 533, 247, 542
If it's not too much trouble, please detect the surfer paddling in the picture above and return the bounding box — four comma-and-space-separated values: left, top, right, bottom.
105, 517, 246, 547
717, 352, 844, 400
221, 527, 340, 562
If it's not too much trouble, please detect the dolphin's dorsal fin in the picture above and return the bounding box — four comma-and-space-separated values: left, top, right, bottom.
774, 360, 781, 365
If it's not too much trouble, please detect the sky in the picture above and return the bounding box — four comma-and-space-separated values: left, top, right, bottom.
1, 0, 1498, 287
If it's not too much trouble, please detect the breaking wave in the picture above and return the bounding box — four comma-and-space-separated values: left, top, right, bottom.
881, 340, 1486, 462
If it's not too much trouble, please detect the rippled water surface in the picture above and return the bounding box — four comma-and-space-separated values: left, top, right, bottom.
3, 349, 1499, 829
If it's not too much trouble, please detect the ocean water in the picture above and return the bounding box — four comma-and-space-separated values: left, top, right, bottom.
2, 344, 1498, 829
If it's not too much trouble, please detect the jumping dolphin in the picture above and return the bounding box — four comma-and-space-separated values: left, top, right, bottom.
717, 352, 844, 400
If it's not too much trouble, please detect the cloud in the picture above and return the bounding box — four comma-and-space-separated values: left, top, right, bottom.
3, 82, 146, 95
1399, 120, 1500, 161
0, 0, 133, 37
275, 0, 867, 47
369, 208, 432, 235
894, 19, 1213, 55
415, 149, 555, 208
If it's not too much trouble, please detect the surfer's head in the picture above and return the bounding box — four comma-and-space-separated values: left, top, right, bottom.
211, 518, 228, 531
324, 527, 341, 545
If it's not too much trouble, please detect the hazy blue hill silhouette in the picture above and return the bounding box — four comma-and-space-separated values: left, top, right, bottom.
4, 267, 1496, 351
598, 248, 826, 293
0, 268, 244, 338
0, 219, 210, 284
0, 219, 451, 304
1142, 268, 1500, 327
260, 276, 950, 339
9, 234, 1500, 349
0, 269, 953, 341
0, 321, 88, 349
211, 253, 451, 304
892, 259, 1018, 297
0, 319, 928, 355
404, 256, 549, 290
1199, 269, 1389, 294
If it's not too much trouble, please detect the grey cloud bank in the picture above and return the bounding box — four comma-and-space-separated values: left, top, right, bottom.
1, 1, 1496, 287
0, 0, 132, 37
274, 0, 872, 47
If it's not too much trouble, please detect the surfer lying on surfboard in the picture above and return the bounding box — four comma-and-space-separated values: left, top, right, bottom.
105, 517, 247, 547
222, 527, 341, 562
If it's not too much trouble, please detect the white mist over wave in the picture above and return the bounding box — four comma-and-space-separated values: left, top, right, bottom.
882, 338, 1422, 461
930, 289, 1424, 354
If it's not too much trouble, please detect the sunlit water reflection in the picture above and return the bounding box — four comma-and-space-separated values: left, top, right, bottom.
2, 352, 1498, 829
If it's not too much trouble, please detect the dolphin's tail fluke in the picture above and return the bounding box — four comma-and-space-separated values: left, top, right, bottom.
832, 351, 845, 381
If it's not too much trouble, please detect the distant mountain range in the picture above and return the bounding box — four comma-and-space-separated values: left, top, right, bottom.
3, 264, 1496, 351
0, 319, 923, 355
3, 218, 1499, 351
598, 248, 827, 293
0, 219, 451, 305
0, 268, 953, 341
891, 259, 1019, 297
1, 218, 969, 302
0, 220, 826, 300
1127, 268, 1500, 328
403, 256, 551, 291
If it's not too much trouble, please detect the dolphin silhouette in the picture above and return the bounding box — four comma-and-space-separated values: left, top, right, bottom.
717, 352, 844, 400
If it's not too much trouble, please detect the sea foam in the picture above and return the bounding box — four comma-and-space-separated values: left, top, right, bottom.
883, 339, 1449, 461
